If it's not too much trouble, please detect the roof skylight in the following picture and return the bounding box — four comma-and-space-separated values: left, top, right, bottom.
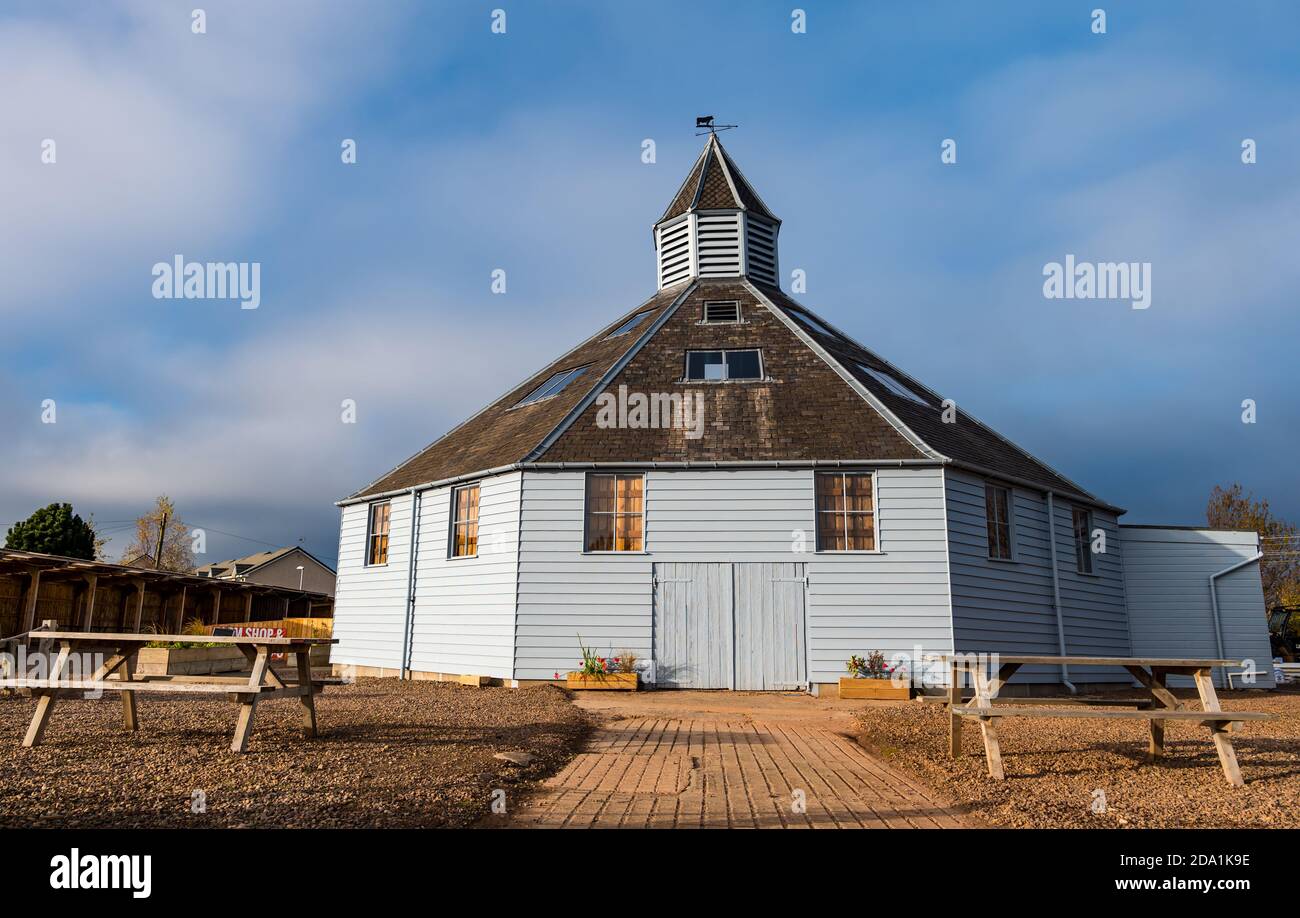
856, 363, 930, 406
789, 309, 840, 339
514, 366, 590, 407
605, 311, 653, 339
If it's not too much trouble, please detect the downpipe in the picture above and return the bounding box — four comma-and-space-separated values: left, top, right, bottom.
1045, 492, 1077, 694
1208, 551, 1263, 687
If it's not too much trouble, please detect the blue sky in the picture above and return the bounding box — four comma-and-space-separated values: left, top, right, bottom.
2, 1, 1298, 566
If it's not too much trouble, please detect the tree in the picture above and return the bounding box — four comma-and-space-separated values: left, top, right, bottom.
1206, 484, 1300, 607
119, 495, 195, 572
4, 503, 100, 559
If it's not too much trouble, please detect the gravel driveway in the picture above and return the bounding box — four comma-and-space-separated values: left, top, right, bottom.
0, 678, 591, 828
856, 688, 1300, 828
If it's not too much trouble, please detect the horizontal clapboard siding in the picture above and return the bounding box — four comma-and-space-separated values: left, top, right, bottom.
407, 472, 521, 680
807, 467, 952, 683
945, 469, 1130, 684
514, 467, 952, 683
332, 493, 414, 671
1120, 527, 1273, 688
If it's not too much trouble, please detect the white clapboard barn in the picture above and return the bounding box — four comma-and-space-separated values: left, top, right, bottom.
332, 133, 1274, 693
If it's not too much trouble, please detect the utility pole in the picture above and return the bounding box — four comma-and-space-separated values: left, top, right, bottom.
154, 512, 168, 570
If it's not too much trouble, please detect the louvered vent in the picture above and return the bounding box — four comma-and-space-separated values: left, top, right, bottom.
744, 216, 779, 286
656, 217, 693, 288
703, 300, 741, 323
695, 212, 743, 277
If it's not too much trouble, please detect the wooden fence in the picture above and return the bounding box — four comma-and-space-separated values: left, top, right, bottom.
204, 617, 333, 638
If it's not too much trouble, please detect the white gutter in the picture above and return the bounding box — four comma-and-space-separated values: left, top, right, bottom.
1045, 492, 1077, 694
1208, 551, 1263, 686
338, 458, 947, 506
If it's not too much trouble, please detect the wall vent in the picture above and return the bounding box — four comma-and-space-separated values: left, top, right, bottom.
656, 216, 694, 288
744, 216, 779, 286
695, 212, 743, 277
703, 300, 742, 324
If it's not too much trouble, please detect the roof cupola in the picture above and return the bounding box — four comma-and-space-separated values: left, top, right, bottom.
653, 133, 781, 289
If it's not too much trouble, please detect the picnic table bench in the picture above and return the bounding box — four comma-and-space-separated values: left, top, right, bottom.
0, 631, 341, 753
941, 655, 1275, 786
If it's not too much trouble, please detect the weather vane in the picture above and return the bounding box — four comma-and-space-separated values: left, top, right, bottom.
695, 115, 737, 136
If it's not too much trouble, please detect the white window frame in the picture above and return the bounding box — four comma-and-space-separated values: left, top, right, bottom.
683, 348, 765, 383
984, 483, 1015, 562
448, 483, 481, 560
364, 500, 391, 567
814, 471, 881, 554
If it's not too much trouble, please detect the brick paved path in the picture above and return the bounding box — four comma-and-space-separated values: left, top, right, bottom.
510, 715, 966, 828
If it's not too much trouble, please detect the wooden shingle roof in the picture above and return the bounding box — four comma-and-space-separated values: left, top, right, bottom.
347, 277, 1112, 509
658, 134, 778, 224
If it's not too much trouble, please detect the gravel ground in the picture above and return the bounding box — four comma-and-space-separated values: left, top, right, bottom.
855, 688, 1300, 828
0, 678, 592, 828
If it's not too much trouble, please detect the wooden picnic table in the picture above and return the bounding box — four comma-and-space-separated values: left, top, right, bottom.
940, 655, 1275, 786
0, 631, 339, 753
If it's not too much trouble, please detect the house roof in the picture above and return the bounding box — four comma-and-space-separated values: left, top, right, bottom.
194, 546, 335, 578
658, 134, 778, 224
345, 137, 1115, 511
751, 283, 1103, 504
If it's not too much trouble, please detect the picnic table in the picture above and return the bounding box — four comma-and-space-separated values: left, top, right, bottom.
941, 655, 1275, 786
0, 631, 340, 753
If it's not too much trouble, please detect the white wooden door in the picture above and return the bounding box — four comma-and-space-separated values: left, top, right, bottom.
652, 562, 807, 690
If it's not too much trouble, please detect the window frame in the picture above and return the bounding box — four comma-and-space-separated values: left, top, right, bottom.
814, 471, 880, 553
582, 472, 646, 554
855, 362, 930, 406
984, 483, 1015, 562
364, 500, 391, 567
700, 300, 743, 325
683, 348, 765, 383
448, 483, 481, 559
1072, 506, 1095, 575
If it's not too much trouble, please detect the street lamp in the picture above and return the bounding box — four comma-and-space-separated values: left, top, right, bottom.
296, 565, 304, 590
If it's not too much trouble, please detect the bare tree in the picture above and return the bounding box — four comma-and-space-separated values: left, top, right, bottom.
1206, 483, 1300, 608
119, 495, 196, 572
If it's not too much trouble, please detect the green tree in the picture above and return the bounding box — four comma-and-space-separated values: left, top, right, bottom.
1207, 484, 1300, 607
4, 503, 99, 559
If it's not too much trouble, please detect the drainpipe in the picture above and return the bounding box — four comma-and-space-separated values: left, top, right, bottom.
399, 487, 422, 680
1045, 492, 1077, 694
1208, 551, 1263, 687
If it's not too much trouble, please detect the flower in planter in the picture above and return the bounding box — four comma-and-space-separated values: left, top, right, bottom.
846, 650, 889, 679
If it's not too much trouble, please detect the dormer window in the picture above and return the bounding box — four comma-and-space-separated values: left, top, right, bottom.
702, 300, 742, 324
685, 349, 763, 381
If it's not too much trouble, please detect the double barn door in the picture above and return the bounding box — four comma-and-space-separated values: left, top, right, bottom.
652, 562, 807, 690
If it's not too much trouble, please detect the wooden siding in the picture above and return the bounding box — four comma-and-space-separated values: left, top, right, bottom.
514, 467, 952, 683
1120, 527, 1273, 688
945, 469, 1130, 684
407, 473, 521, 680
331, 493, 413, 671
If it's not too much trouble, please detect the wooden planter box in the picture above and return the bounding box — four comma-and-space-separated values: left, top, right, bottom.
566, 672, 638, 691
137, 646, 247, 676
839, 676, 911, 700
